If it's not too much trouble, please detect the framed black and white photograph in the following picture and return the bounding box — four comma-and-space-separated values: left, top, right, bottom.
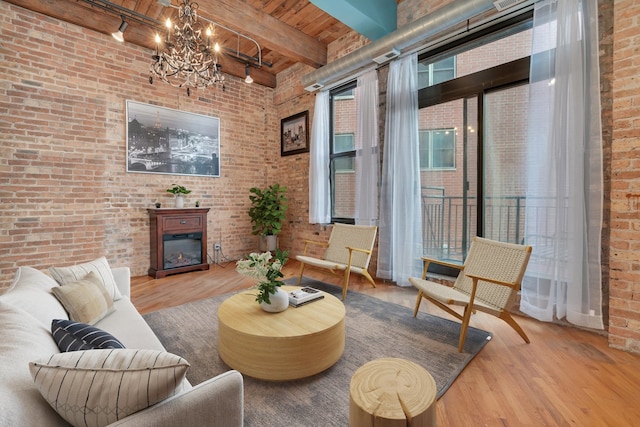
281, 110, 309, 156
126, 100, 220, 177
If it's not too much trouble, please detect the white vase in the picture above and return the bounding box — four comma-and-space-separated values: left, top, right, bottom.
260, 288, 289, 313
175, 195, 184, 208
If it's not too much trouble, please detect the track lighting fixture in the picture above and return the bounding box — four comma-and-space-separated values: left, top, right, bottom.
111, 17, 128, 42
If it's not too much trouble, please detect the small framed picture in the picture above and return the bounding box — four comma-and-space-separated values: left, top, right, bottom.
281, 111, 309, 156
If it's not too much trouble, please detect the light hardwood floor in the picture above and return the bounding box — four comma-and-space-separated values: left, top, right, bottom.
131, 260, 640, 427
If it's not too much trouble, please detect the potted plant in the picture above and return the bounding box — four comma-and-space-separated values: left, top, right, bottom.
248, 183, 288, 251
167, 184, 191, 208
236, 249, 289, 312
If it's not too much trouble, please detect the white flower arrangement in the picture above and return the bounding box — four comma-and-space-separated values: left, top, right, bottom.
236, 249, 288, 304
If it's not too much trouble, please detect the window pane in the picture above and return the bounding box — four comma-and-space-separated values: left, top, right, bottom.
331, 84, 357, 221
418, 98, 476, 263
431, 130, 455, 168
455, 29, 532, 79
334, 133, 354, 154
418, 131, 430, 168
483, 84, 529, 243
331, 159, 355, 218
432, 57, 455, 85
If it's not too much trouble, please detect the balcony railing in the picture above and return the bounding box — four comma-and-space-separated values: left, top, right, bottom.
421, 186, 566, 264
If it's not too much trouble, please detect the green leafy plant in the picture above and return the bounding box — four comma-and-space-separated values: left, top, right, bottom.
248, 183, 288, 236
166, 184, 191, 195
236, 249, 289, 304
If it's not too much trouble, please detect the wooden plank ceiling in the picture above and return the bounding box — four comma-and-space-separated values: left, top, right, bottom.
4, 0, 362, 88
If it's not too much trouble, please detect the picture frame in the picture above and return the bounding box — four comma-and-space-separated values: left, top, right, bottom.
126, 100, 220, 177
281, 111, 309, 156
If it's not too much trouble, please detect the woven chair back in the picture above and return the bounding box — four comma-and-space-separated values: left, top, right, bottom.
323, 224, 377, 269
454, 237, 532, 310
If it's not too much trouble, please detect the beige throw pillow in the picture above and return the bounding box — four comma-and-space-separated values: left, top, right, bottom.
29, 349, 190, 427
50, 257, 122, 301
51, 271, 114, 325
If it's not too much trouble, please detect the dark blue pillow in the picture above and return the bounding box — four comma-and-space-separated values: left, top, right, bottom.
51, 319, 125, 352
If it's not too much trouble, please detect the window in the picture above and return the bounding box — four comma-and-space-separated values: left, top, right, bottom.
334, 133, 355, 171
330, 83, 357, 221
418, 57, 456, 89
419, 129, 456, 169
418, 13, 533, 267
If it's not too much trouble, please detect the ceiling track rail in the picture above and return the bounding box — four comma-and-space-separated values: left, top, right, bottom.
78, 0, 264, 67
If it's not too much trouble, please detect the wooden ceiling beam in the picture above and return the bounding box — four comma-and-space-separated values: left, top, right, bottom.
193, 0, 327, 69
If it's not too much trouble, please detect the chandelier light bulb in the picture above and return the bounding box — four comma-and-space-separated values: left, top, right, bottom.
214, 42, 220, 52
154, 33, 161, 44
206, 27, 212, 37
165, 18, 172, 29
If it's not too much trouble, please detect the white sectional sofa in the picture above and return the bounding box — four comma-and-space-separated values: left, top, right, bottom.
0, 264, 243, 427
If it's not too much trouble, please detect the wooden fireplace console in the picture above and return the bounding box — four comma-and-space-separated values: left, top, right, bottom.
147, 208, 210, 279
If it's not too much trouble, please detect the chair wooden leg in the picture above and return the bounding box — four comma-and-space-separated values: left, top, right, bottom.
297, 263, 305, 285
458, 305, 473, 352
341, 270, 351, 301
361, 270, 377, 289
500, 312, 531, 344
413, 291, 423, 317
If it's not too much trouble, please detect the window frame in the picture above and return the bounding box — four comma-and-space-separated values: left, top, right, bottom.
329, 81, 358, 224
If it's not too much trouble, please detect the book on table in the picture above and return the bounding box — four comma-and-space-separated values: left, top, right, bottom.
288, 287, 324, 307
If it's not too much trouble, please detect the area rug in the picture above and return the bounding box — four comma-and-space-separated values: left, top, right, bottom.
143, 278, 492, 426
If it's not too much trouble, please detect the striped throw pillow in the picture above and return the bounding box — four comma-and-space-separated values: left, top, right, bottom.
51, 319, 125, 352
29, 349, 190, 427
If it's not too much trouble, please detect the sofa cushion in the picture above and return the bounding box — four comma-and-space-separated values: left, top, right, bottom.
0, 301, 69, 427
51, 271, 115, 325
0, 266, 69, 327
51, 319, 125, 352
29, 349, 190, 427
95, 297, 168, 352
50, 256, 123, 301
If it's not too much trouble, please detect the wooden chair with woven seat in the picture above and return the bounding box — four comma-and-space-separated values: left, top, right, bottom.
408, 236, 532, 352
296, 223, 377, 300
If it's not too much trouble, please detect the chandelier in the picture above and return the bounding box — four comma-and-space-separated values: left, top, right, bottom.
150, 0, 225, 95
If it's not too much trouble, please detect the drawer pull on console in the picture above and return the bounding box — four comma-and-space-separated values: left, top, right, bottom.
180, 220, 186, 224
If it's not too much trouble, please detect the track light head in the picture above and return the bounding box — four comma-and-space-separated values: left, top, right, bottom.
244, 64, 253, 84
112, 18, 128, 42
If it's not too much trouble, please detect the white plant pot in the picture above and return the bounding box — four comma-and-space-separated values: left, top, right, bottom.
260, 288, 289, 313
175, 195, 184, 208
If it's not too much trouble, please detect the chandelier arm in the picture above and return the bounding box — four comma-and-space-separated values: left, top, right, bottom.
168, 3, 262, 67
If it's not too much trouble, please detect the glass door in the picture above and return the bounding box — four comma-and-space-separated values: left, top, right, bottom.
483, 84, 529, 244
418, 97, 477, 263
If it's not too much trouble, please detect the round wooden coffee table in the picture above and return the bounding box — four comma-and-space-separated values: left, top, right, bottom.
217, 285, 345, 381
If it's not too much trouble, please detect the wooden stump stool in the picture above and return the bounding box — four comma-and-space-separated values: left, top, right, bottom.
349, 357, 436, 427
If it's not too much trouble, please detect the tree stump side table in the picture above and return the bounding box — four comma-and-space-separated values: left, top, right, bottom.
349, 357, 437, 427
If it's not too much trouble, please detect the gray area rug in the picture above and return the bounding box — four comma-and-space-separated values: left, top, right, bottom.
143, 278, 491, 426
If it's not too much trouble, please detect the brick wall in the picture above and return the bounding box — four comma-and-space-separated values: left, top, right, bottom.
0, 2, 277, 290
610, 0, 640, 353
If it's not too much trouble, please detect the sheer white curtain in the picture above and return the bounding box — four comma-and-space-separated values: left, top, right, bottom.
522, 0, 603, 329
355, 69, 379, 226
309, 90, 331, 224
377, 54, 424, 286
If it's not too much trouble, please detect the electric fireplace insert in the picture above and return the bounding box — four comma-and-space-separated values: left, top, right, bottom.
163, 232, 203, 270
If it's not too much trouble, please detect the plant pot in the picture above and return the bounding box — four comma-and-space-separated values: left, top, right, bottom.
259, 235, 278, 252
175, 195, 184, 209
260, 288, 289, 313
